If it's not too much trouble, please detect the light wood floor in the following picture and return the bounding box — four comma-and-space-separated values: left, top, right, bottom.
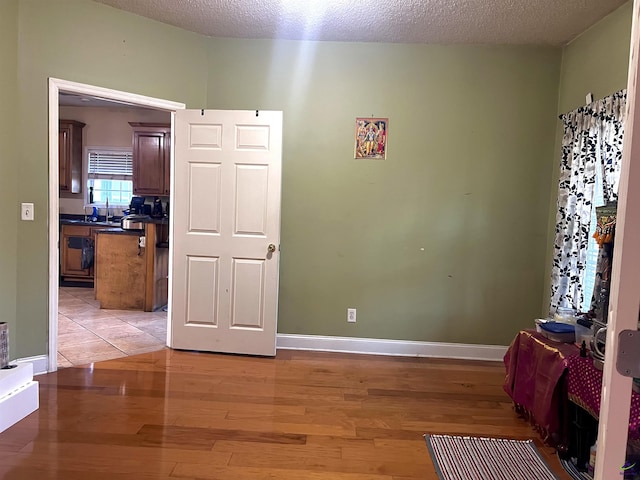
58, 287, 167, 367
0, 349, 572, 479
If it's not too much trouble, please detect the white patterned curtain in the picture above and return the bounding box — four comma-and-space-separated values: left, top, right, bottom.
549, 90, 626, 314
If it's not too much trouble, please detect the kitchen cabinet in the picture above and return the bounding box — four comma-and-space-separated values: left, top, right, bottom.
130, 123, 171, 196
60, 224, 97, 283
59, 120, 85, 194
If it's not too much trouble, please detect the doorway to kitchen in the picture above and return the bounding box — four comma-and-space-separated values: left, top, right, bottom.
56, 286, 167, 367
48, 78, 185, 372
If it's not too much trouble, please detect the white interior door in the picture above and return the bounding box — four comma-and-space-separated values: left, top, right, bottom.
170, 110, 282, 356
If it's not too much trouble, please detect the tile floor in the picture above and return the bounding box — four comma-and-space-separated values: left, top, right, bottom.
57, 286, 167, 368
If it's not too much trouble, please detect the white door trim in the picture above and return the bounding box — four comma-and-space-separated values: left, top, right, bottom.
47, 78, 185, 372
595, 2, 640, 476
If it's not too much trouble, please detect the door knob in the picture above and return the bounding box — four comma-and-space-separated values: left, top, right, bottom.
268, 244, 277, 253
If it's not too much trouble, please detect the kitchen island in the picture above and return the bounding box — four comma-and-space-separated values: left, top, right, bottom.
94, 220, 168, 311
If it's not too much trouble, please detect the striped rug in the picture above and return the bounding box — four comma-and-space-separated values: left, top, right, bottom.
424, 434, 558, 480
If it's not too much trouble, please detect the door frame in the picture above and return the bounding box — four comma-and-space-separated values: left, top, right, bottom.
47, 78, 185, 372
596, 1, 640, 476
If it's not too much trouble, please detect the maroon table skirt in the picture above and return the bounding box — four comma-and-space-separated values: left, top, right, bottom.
505, 329, 640, 447
503, 329, 577, 449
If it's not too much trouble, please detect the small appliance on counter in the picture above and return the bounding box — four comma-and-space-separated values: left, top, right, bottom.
152, 196, 163, 218
121, 214, 149, 231
129, 196, 146, 215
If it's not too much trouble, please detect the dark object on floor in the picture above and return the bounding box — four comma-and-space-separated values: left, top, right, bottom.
81, 241, 94, 269
67, 236, 94, 269
558, 454, 590, 480
567, 402, 598, 473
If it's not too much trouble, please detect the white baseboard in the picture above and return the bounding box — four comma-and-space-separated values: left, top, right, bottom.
9, 342, 505, 368
276, 334, 508, 362
13, 355, 49, 376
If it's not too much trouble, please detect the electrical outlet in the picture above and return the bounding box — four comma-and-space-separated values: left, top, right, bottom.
347, 308, 357, 323
139, 236, 146, 248
21, 203, 34, 221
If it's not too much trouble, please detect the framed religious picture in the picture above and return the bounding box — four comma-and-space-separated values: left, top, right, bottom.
354, 117, 388, 159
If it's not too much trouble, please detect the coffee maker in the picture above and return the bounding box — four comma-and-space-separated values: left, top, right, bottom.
129, 196, 147, 215
152, 196, 163, 218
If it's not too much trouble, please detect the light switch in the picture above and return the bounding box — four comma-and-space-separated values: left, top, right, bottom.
21, 203, 34, 221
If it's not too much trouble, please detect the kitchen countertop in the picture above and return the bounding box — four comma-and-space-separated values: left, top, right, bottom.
60, 219, 122, 227
144, 217, 169, 225
93, 227, 142, 236
60, 214, 122, 227
60, 214, 168, 227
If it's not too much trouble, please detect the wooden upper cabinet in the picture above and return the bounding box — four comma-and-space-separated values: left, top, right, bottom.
130, 123, 171, 196
59, 120, 85, 194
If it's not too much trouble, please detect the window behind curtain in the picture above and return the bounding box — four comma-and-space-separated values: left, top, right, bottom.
87, 148, 133, 207
582, 163, 606, 311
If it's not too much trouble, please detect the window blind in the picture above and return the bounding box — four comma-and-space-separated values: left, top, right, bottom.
87, 149, 133, 180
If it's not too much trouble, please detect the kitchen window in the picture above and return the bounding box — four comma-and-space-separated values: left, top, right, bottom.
87, 148, 133, 207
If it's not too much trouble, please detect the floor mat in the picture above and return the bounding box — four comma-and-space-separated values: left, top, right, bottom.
425, 434, 558, 480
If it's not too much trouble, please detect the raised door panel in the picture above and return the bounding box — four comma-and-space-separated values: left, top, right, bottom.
230, 258, 265, 330
188, 163, 221, 233
234, 165, 269, 236
185, 256, 219, 326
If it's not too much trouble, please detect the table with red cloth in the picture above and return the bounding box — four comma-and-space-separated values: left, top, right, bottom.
504, 329, 640, 449
503, 329, 576, 450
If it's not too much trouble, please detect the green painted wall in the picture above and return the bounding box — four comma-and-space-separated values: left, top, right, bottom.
543, 2, 632, 313
5, 0, 569, 357
0, 0, 19, 359
558, 1, 632, 114
13, 0, 209, 358
207, 39, 562, 345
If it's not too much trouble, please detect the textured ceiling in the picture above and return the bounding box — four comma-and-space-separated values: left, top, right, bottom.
93, 0, 628, 46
